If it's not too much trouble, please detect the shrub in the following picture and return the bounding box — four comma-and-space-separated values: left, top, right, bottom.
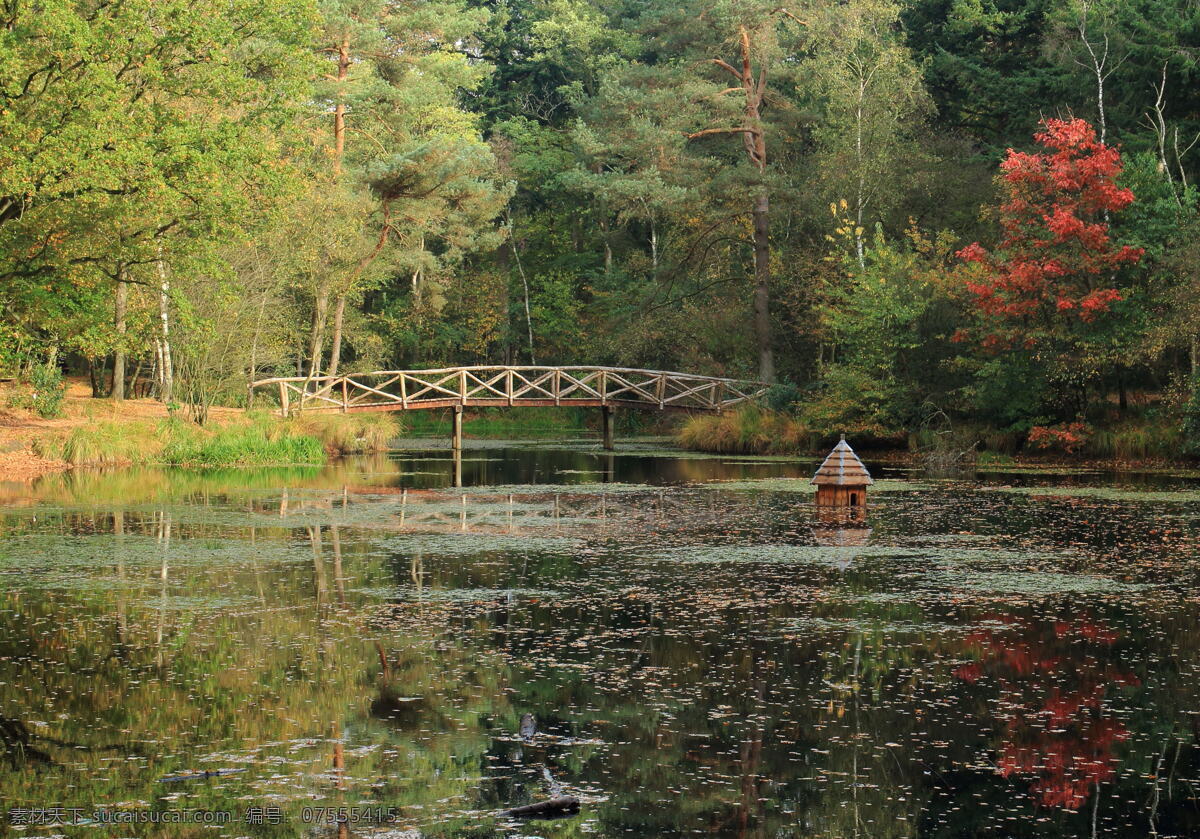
1025, 422, 1092, 454
763, 382, 803, 414
29, 363, 66, 418
7, 363, 66, 418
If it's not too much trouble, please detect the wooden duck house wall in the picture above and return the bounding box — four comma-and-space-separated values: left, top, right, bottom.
815, 485, 867, 507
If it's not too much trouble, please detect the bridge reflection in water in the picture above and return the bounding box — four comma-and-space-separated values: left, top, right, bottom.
280, 484, 677, 535
251, 366, 768, 451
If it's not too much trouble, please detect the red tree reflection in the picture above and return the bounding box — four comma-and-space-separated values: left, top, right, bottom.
954, 615, 1138, 810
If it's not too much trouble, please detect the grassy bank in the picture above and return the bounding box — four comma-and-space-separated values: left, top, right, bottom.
34, 412, 399, 468
678, 406, 1186, 462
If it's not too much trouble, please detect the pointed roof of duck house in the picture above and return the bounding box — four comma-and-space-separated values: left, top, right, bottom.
810, 436, 873, 486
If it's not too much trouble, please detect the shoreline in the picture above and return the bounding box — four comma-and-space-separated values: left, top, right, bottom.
2, 431, 1189, 486
1, 382, 1188, 484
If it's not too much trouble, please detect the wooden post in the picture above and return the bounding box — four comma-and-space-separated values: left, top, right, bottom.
452, 405, 463, 451
602, 405, 614, 451
279, 382, 289, 418
341, 378, 348, 413
452, 447, 462, 488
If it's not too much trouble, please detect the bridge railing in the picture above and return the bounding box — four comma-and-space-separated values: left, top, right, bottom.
251, 366, 768, 416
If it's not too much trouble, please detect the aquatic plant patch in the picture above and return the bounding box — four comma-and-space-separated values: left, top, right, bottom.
697, 477, 937, 493
370, 532, 583, 558
350, 586, 559, 603
983, 485, 1200, 502
459, 482, 653, 495
924, 569, 1147, 597
0, 533, 311, 574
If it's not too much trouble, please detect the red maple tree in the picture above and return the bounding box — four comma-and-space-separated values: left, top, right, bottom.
956, 118, 1143, 337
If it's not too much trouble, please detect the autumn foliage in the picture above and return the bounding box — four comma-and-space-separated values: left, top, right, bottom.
957, 118, 1143, 332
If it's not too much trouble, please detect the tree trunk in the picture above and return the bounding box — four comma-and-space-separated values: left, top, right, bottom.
688, 25, 773, 382
507, 219, 536, 364
112, 271, 128, 402
649, 218, 658, 277
752, 191, 774, 382
157, 248, 173, 403
333, 37, 349, 173
307, 291, 330, 378
327, 294, 347, 376
248, 290, 268, 407
89, 358, 101, 398
129, 358, 143, 399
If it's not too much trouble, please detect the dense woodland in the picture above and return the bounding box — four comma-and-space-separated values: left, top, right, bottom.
3, 0, 1200, 448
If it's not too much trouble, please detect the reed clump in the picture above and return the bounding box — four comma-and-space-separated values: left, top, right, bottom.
160, 416, 326, 466
289, 412, 400, 454
34, 421, 158, 467
1083, 423, 1179, 460
677, 407, 814, 454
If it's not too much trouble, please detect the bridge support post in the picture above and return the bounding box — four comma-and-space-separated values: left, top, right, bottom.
601, 406, 614, 451
452, 405, 463, 451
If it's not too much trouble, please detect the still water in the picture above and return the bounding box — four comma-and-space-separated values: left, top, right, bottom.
2, 439, 1200, 837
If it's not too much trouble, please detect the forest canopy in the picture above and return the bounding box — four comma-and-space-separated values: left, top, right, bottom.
3, 0, 1200, 447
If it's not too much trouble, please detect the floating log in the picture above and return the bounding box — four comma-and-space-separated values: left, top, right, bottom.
502, 795, 580, 818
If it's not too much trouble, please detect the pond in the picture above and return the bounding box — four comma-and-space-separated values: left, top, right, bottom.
2, 440, 1200, 837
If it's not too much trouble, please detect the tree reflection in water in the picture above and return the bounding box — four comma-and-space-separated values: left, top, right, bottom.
955, 614, 1138, 811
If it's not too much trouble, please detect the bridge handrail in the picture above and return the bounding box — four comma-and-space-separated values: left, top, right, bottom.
252, 365, 767, 387
251, 365, 769, 417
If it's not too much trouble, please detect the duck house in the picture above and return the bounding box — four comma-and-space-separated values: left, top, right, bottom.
811, 436, 873, 507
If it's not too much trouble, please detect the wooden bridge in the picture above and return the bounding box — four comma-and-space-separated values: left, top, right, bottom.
251, 366, 768, 450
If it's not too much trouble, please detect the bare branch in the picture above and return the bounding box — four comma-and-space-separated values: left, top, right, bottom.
771, 7, 808, 25
687, 126, 760, 140
708, 58, 744, 81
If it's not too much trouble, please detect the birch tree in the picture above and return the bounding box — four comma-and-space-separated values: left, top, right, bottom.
804, 0, 930, 267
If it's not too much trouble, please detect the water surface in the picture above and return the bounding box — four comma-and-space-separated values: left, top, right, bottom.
2, 442, 1199, 837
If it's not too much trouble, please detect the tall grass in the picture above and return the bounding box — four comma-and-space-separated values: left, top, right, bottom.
290, 413, 400, 454
160, 417, 325, 466
36, 412, 400, 468
677, 407, 815, 454
37, 417, 325, 467
35, 421, 157, 467
1084, 423, 1179, 460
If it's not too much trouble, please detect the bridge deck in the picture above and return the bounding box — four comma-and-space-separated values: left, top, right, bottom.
252, 366, 768, 416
